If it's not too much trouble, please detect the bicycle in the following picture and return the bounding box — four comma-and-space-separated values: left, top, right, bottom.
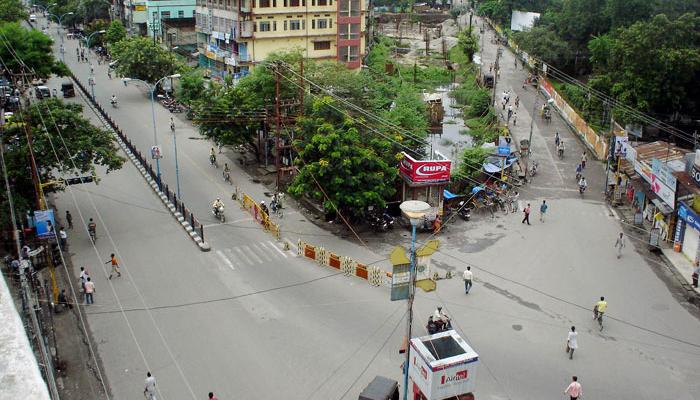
593, 307, 604, 331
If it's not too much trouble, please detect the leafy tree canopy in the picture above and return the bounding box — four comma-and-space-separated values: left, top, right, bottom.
289, 97, 397, 218
176, 68, 206, 106
457, 28, 480, 63
2, 99, 125, 214
0, 23, 66, 78
0, 0, 27, 22
110, 37, 178, 83
104, 20, 126, 44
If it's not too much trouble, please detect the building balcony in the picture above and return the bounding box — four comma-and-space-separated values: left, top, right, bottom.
240, 20, 253, 37
240, 0, 251, 12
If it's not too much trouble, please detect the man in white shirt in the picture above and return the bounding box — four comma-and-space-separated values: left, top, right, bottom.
144, 372, 157, 400
463, 266, 473, 294
79, 267, 89, 292
566, 326, 578, 359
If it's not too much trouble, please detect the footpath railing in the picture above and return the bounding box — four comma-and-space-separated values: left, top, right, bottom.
296, 239, 389, 287
69, 72, 210, 251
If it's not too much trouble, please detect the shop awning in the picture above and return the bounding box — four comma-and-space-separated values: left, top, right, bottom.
443, 190, 459, 200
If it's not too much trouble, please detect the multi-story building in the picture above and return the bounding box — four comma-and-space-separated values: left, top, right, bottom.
125, 0, 196, 39
195, 0, 364, 78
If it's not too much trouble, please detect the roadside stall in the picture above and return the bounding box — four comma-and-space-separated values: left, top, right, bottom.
408, 330, 479, 400
399, 151, 452, 225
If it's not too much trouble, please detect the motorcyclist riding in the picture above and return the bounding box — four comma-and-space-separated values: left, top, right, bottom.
578, 177, 588, 194
209, 148, 216, 165
223, 163, 230, 182
170, 116, 175, 131
110, 94, 118, 107
212, 198, 224, 218
260, 201, 269, 216
557, 140, 565, 159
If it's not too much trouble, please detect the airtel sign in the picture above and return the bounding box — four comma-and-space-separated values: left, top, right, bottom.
399, 152, 451, 184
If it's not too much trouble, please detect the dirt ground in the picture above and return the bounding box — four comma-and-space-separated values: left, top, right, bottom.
41, 212, 110, 399
377, 17, 461, 64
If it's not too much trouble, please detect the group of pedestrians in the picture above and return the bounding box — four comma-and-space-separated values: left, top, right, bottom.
520, 200, 548, 225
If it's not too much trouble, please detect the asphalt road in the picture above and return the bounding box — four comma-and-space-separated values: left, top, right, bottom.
33, 13, 700, 400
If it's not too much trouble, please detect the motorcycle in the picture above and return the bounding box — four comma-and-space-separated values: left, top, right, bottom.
382, 212, 395, 229
223, 169, 231, 183
366, 214, 388, 232
530, 160, 538, 177
579, 184, 586, 197
457, 201, 471, 221
212, 205, 225, 222
210, 154, 217, 168
110, 99, 118, 108
575, 171, 581, 182
170, 121, 175, 132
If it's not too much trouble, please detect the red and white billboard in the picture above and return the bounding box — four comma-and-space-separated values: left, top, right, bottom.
399, 152, 451, 184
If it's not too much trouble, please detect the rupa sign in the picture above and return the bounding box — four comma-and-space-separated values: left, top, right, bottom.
692, 151, 700, 188
399, 152, 451, 184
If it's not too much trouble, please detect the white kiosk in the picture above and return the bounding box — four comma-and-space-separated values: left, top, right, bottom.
408, 330, 479, 400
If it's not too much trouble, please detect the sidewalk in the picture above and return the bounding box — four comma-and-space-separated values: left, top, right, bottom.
615, 204, 700, 301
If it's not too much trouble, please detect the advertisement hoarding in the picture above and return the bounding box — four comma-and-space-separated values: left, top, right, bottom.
399, 152, 451, 185
33, 210, 55, 239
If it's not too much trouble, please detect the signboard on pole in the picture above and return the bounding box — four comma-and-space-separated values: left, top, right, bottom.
33, 210, 56, 239
390, 263, 410, 301
399, 152, 451, 184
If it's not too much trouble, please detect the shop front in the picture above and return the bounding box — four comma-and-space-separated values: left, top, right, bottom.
676, 202, 700, 265
399, 151, 451, 222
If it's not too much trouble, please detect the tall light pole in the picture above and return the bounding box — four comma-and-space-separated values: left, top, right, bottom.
399, 200, 431, 400
84, 29, 106, 49
47, 11, 74, 45
122, 74, 182, 193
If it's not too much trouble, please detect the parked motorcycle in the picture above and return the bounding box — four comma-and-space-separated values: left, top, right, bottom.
366, 214, 388, 232
382, 211, 395, 229
212, 205, 225, 222
457, 201, 471, 221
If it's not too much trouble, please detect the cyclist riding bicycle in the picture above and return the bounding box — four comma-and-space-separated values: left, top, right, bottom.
594, 296, 607, 319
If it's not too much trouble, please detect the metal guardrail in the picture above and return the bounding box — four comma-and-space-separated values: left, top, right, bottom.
69, 72, 208, 248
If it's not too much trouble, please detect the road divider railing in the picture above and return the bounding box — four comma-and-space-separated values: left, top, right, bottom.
296, 239, 390, 287
238, 192, 281, 240
68, 71, 210, 251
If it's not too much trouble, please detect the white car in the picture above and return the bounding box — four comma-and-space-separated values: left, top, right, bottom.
29, 14, 37, 22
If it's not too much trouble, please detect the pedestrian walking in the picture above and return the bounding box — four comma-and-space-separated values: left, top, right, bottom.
76, 47, 80, 59
106, 253, 121, 279
515, 96, 519, 108
144, 372, 157, 400
692, 266, 699, 288
614, 232, 625, 258
463, 266, 473, 294
565, 326, 578, 359
79, 266, 89, 292
90, 63, 94, 74
65, 210, 73, 229
107, 69, 112, 79
581, 152, 587, 169
564, 376, 582, 400
208, 392, 218, 400
539, 200, 548, 222
507, 105, 513, 121
555, 132, 560, 147
521, 203, 531, 225
58, 226, 67, 251
512, 111, 517, 126
84, 277, 95, 304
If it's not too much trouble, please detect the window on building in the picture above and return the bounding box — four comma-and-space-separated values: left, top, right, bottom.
284, 20, 287, 30
311, 19, 315, 29
178, 10, 184, 18
192, 9, 196, 15
314, 41, 331, 50
259, 20, 271, 31
289, 0, 299, 5
329, 19, 332, 28
317, 18, 327, 29
273, 21, 277, 30
161, 10, 170, 18
152, 11, 157, 19
317, 0, 327, 5
259, 0, 270, 7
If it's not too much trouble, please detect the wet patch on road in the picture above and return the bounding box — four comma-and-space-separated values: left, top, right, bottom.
482, 282, 542, 312
512, 324, 523, 331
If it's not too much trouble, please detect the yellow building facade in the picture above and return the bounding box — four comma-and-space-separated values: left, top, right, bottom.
196, 0, 364, 77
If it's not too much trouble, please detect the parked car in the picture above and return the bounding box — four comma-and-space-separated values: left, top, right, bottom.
35, 86, 50, 99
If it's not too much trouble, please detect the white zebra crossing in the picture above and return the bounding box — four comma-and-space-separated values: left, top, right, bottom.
214, 241, 289, 270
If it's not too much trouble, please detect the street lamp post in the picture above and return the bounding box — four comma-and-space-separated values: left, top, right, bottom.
399, 200, 431, 400
122, 74, 182, 193
85, 29, 106, 49
47, 12, 74, 46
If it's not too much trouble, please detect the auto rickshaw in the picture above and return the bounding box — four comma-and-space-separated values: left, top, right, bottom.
61, 82, 75, 98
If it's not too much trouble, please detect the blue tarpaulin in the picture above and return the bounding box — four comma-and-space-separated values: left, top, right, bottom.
444, 190, 459, 200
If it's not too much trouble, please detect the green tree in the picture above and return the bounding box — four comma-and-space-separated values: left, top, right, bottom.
457, 28, 479, 63
110, 37, 177, 83
176, 68, 206, 105
0, 23, 66, 78
2, 99, 125, 215
381, 86, 428, 155
514, 26, 573, 67
83, 19, 110, 47
589, 13, 700, 118
105, 20, 126, 44
192, 84, 261, 149
458, 147, 490, 178
0, 0, 27, 22
289, 97, 396, 219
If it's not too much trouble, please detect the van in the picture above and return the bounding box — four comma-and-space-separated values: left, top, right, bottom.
61, 82, 75, 98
